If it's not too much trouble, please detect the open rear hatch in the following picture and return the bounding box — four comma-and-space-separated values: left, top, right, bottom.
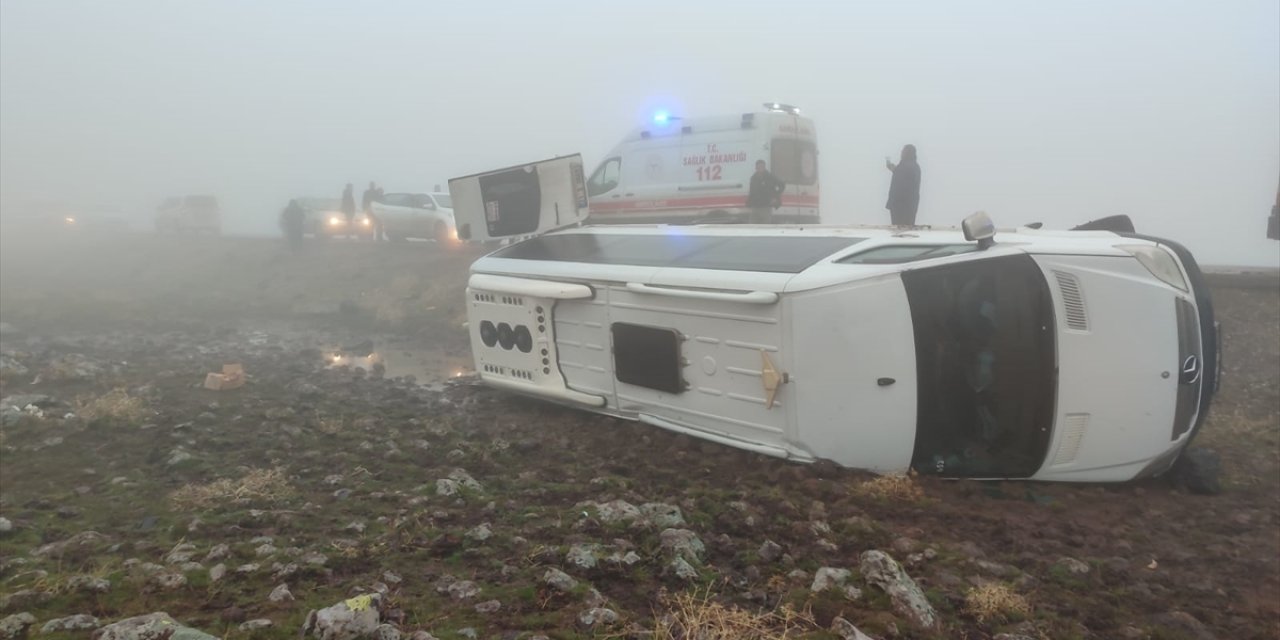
448, 154, 590, 243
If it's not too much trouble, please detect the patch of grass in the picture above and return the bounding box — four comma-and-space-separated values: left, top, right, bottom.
74, 388, 149, 423
169, 467, 294, 511
650, 587, 819, 639
851, 472, 924, 502
963, 583, 1031, 624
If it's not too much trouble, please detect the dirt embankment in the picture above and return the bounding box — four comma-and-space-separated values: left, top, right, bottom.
0, 232, 1277, 639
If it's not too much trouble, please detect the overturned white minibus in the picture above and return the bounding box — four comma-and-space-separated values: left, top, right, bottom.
449, 155, 1220, 482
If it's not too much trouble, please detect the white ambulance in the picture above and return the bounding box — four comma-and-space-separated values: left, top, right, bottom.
450, 155, 1222, 483
585, 103, 820, 224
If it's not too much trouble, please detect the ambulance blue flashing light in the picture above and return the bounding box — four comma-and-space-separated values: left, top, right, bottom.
653, 111, 673, 126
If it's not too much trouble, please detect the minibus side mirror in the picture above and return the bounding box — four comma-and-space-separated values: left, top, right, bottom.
962, 211, 996, 250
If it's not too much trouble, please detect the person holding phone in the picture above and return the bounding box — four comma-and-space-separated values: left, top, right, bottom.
885, 144, 921, 226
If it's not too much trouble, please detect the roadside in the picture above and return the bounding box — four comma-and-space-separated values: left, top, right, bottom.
0, 231, 1276, 639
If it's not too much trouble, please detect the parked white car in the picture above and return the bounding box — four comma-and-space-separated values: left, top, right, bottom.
449, 155, 1221, 484
371, 192, 457, 245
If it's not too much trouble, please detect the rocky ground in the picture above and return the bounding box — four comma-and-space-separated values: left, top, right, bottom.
0, 231, 1277, 639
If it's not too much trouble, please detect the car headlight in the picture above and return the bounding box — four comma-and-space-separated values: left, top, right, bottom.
64, 216, 76, 225
328, 216, 343, 226
360, 217, 372, 226
1118, 244, 1188, 291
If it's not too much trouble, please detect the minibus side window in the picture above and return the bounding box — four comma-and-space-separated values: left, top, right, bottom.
588, 157, 622, 196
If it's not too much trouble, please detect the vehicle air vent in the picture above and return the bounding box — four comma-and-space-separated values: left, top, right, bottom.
1051, 413, 1090, 466
1053, 270, 1089, 331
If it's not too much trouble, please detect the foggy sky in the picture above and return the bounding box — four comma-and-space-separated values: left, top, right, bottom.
2, 0, 1277, 266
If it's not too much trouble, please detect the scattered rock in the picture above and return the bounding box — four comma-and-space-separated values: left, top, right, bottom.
586, 499, 639, 522
166, 448, 193, 466
447, 581, 480, 600
474, 599, 501, 614
435, 479, 460, 497
255, 543, 278, 557
0, 518, 11, 535
758, 539, 783, 562
1056, 557, 1091, 575
94, 613, 218, 640
543, 568, 578, 592
447, 469, 483, 491
31, 531, 107, 558
466, 523, 492, 542
659, 528, 705, 561
67, 575, 111, 593
859, 550, 937, 629
640, 503, 685, 528
269, 583, 294, 602
151, 572, 187, 590
204, 543, 230, 563
382, 571, 402, 584
669, 557, 699, 581
405, 633, 438, 640
240, 619, 273, 631
303, 594, 383, 640
578, 608, 618, 629
831, 617, 877, 640
566, 543, 602, 570
0, 613, 35, 640
811, 567, 852, 593
209, 564, 226, 583
41, 614, 100, 632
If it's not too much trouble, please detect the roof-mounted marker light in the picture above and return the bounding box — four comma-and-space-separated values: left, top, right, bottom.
763, 102, 801, 115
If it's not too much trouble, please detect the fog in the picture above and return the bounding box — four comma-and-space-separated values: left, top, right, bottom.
1, 0, 1277, 266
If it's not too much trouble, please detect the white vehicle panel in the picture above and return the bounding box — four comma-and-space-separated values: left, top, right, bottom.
1031, 255, 1183, 481
788, 275, 918, 472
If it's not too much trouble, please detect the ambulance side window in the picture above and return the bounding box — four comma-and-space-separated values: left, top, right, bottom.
588, 157, 622, 196
771, 138, 818, 186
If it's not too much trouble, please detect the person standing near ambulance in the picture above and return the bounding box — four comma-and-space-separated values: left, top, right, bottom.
746, 160, 785, 223
885, 144, 921, 226
341, 183, 356, 223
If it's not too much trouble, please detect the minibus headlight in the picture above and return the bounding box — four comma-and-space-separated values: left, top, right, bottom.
1118, 244, 1188, 292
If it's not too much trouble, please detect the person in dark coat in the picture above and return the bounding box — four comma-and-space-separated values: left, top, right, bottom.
885, 144, 921, 226
746, 160, 785, 223
341, 183, 356, 222
281, 199, 306, 252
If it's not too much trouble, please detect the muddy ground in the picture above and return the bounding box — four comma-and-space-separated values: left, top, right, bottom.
0, 230, 1277, 640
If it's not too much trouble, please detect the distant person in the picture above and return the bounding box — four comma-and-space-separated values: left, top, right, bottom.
746, 160, 785, 223
341, 183, 356, 223
362, 181, 383, 241
281, 199, 306, 252
885, 144, 921, 226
